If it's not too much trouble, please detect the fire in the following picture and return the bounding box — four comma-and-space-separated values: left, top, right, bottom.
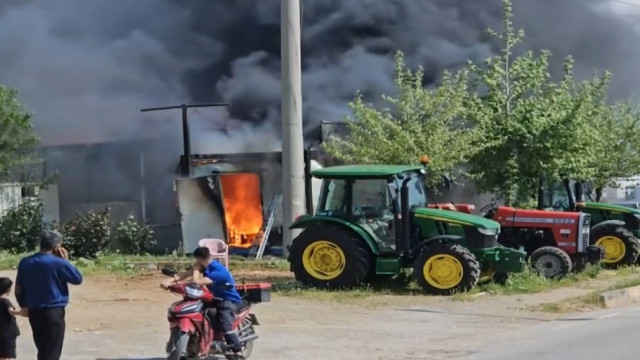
220, 173, 264, 248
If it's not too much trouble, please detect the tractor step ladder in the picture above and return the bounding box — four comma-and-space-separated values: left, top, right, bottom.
250, 193, 282, 259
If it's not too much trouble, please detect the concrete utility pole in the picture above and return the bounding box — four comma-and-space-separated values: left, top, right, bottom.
281, 0, 305, 257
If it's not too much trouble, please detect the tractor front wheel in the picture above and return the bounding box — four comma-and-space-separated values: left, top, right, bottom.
289, 226, 372, 289
591, 226, 640, 268
530, 246, 572, 279
413, 243, 480, 295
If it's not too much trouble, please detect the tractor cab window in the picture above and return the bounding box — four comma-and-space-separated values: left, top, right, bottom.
406, 172, 428, 209
541, 180, 571, 209
392, 172, 428, 209
316, 179, 347, 217
351, 179, 396, 252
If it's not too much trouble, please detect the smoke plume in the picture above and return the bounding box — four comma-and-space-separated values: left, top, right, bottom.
0, 0, 639, 147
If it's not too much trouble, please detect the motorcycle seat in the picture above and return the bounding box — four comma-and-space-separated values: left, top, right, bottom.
238, 299, 250, 311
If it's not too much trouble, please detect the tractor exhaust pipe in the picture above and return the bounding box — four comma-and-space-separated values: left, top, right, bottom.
303, 147, 314, 215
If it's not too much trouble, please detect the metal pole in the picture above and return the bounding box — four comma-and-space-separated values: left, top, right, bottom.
281, 0, 305, 257
140, 102, 228, 177
181, 104, 191, 176
139, 151, 147, 222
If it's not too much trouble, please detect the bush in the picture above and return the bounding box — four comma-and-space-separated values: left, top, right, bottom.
114, 215, 156, 255
0, 200, 43, 253
60, 208, 111, 258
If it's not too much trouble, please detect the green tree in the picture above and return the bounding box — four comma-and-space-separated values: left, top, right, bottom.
586, 100, 640, 201
323, 52, 478, 188
465, 0, 610, 206
0, 86, 39, 180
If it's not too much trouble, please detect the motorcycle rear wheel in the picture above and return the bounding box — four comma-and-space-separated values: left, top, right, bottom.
167, 328, 190, 360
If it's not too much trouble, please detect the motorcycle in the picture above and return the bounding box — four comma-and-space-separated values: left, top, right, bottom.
161, 268, 269, 360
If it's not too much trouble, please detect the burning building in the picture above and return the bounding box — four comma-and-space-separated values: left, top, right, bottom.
175, 150, 325, 255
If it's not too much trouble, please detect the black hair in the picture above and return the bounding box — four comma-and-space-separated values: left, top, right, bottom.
0, 278, 12, 296
193, 246, 210, 259
40, 230, 63, 251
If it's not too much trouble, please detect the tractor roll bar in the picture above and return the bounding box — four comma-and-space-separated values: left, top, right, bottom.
400, 177, 412, 256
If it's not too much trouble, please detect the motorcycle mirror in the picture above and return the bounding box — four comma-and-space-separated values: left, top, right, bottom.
161, 268, 177, 278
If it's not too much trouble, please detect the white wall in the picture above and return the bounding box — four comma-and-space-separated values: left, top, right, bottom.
0, 183, 22, 217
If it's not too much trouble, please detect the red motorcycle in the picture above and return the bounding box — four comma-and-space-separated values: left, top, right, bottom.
161, 268, 270, 360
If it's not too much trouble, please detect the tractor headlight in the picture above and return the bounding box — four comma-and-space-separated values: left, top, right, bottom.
477, 227, 498, 236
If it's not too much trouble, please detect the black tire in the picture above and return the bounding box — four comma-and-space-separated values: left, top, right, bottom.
413, 243, 480, 296
289, 226, 373, 288
530, 246, 572, 279
590, 225, 640, 268
166, 328, 189, 360
236, 317, 255, 359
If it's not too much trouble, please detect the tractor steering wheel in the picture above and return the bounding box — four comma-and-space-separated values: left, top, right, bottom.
480, 200, 498, 219
480, 200, 497, 213
553, 200, 568, 211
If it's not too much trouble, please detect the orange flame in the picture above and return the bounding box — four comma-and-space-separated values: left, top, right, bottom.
220, 173, 264, 248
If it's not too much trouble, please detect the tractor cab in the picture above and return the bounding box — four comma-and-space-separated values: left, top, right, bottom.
312, 165, 428, 254
538, 176, 640, 268
538, 177, 592, 211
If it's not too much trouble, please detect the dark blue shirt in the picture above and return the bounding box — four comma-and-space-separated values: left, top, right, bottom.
15, 253, 83, 309
203, 260, 241, 303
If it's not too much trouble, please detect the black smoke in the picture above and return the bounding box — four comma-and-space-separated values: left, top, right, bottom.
0, 0, 639, 146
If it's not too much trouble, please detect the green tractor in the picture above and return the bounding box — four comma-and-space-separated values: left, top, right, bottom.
538, 178, 640, 268
287, 164, 527, 295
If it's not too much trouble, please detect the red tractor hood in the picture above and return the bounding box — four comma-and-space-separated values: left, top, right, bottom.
493, 206, 581, 226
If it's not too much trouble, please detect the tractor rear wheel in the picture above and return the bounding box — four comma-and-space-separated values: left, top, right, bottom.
289, 226, 372, 289
413, 243, 480, 295
591, 226, 640, 268
530, 246, 572, 279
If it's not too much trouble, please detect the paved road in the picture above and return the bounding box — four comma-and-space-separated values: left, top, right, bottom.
460, 305, 640, 360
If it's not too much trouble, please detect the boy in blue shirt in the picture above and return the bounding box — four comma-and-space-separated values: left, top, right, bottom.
164, 246, 244, 358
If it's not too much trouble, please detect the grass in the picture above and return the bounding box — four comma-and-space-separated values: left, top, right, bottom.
0, 251, 290, 275
4, 250, 640, 307
531, 268, 640, 313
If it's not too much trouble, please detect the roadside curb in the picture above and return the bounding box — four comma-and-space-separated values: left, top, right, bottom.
599, 285, 640, 308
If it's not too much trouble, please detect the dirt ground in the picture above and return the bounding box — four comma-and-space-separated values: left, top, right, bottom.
3, 269, 604, 360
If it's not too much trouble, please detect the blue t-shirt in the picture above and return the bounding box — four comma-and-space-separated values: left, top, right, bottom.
15, 253, 83, 309
203, 260, 241, 303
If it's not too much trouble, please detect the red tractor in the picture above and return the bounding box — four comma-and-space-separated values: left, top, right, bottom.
431, 201, 603, 278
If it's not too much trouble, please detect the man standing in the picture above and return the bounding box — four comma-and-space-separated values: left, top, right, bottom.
15, 230, 83, 360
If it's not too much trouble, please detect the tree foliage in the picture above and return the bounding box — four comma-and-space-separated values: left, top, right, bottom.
323, 52, 478, 188
587, 100, 640, 199
0, 86, 39, 180
465, 0, 610, 206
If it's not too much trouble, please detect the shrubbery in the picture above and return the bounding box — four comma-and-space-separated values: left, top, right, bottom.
0, 200, 44, 253
59, 208, 112, 259
0, 202, 158, 258
114, 214, 156, 255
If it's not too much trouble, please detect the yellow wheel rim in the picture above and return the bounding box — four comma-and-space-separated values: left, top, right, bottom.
302, 241, 346, 280
423, 254, 464, 290
595, 236, 627, 263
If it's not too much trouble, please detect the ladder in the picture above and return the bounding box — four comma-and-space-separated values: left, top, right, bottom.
250, 193, 282, 259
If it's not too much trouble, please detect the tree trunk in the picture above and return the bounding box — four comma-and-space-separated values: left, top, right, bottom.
595, 187, 603, 202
